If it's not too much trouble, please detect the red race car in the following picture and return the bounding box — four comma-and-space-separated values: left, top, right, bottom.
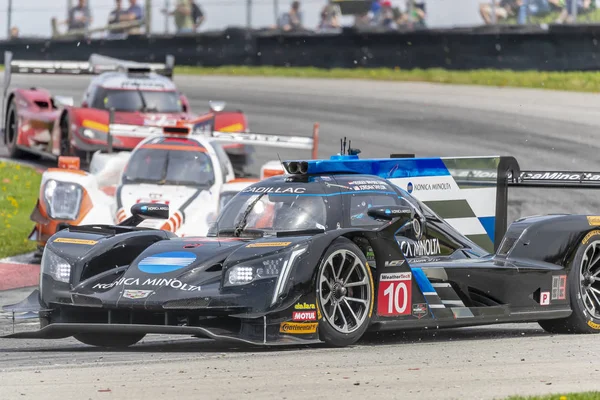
1, 52, 252, 174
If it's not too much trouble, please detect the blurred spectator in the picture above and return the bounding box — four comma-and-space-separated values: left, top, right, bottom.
318, 0, 342, 31
192, 2, 206, 31
107, 0, 130, 38
479, 0, 519, 24
557, 0, 592, 23
163, 0, 195, 34
516, 0, 562, 23
9, 26, 19, 39
376, 1, 397, 29
278, 1, 304, 31
67, 0, 92, 32
410, 0, 427, 28
125, 0, 145, 34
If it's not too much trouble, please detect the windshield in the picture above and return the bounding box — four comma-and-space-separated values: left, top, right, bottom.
219, 191, 239, 211
123, 147, 215, 187
211, 193, 328, 236
92, 88, 183, 113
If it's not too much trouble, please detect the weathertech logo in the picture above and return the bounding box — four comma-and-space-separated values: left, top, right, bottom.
292, 311, 317, 321
280, 322, 318, 334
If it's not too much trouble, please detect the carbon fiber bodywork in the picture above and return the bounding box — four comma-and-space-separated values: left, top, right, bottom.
4, 156, 600, 345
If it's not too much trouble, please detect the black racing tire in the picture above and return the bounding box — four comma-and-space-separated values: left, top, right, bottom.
73, 333, 145, 348
316, 237, 374, 347
59, 113, 74, 157
4, 99, 27, 159
538, 231, 600, 334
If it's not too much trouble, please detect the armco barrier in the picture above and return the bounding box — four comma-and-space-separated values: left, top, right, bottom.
3, 24, 600, 71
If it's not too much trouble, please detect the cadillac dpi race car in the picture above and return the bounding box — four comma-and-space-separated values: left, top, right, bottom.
0, 51, 255, 174
6, 143, 600, 348
27, 125, 317, 250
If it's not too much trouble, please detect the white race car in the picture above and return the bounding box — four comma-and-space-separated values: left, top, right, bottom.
29, 128, 317, 250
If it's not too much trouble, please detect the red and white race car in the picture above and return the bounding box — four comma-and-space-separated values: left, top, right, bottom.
28, 126, 318, 251
1, 52, 258, 175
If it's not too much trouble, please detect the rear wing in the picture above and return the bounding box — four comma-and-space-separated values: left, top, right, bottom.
163, 122, 320, 159
3, 51, 174, 78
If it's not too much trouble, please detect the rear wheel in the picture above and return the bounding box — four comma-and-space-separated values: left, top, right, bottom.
316, 237, 374, 347
74, 333, 145, 348
59, 114, 91, 168
5, 99, 27, 159
539, 232, 600, 334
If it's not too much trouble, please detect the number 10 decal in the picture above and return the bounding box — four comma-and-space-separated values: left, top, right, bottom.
377, 272, 412, 316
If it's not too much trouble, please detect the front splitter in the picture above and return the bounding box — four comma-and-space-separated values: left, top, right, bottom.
1, 323, 323, 346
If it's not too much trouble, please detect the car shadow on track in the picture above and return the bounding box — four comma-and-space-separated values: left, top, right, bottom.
0, 324, 553, 354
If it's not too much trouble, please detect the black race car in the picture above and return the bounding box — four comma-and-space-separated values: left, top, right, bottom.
5, 146, 600, 348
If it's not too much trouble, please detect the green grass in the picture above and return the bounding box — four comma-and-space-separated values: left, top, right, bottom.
504, 7, 600, 24
0, 161, 41, 259
175, 66, 600, 93
506, 392, 600, 400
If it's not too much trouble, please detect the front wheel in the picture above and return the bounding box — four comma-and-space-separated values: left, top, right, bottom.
539, 232, 600, 334
5, 100, 27, 159
316, 237, 374, 347
74, 333, 145, 348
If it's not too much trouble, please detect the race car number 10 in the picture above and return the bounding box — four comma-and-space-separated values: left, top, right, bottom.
377, 272, 412, 316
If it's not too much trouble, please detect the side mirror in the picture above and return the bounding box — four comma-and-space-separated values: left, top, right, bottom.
367, 205, 413, 222
53, 95, 74, 107
209, 100, 226, 112
131, 203, 169, 220
119, 203, 169, 227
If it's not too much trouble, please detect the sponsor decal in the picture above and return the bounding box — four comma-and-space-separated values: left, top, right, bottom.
540, 291, 550, 306
295, 302, 316, 310
279, 322, 318, 334
377, 272, 412, 317
588, 216, 600, 226
93, 277, 201, 292
242, 186, 306, 194
348, 180, 389, 191
588, 320, 600, 330
522, 172, 600, 181
143, 116, 177, 126
412, 303, 428, 319
410, 182, 452, 192
293, 310, 317, 321
407, 182, 413, 193
400, 238, 441, 258
53, 238, 97, 245
551, 275, 567, 300
141, 205, 168, 212
366, 249, 375, 261
384, 260, 405, 267
137, 251, 196, 274
582, 230, 600, 244
123, 289, 153, 299
246, 241, 292, 248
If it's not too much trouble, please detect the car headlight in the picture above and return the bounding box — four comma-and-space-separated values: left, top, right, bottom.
79, 127, 107, 140
43, 179, 83, 220
224, 246, 307, 290
41, 248, 71, 283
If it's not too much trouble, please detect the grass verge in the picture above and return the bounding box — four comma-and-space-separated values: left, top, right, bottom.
506, 392, 600, 400
175, 66, 600, 93
0, 161, 41, 259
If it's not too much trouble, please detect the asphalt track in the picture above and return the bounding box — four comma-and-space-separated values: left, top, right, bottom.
2, 75, 600, 399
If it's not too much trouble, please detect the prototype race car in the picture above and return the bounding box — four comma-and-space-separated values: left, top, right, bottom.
27, 126, 317, 250
5, 143, 600, 348
0, 52, 255, 174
